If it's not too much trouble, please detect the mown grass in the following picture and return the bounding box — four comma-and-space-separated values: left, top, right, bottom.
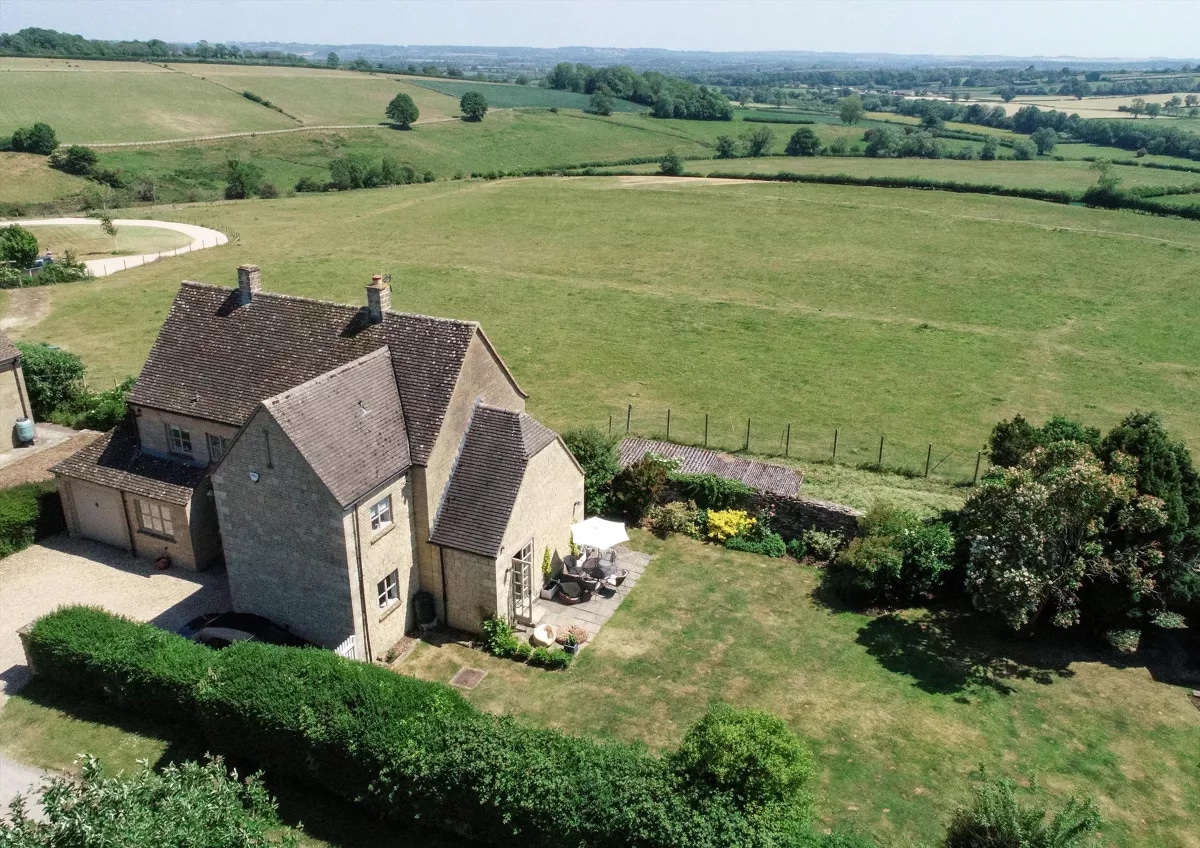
23, 224, 191, 259
400, 531, 1200, 848
13, 177, 1200, 481
0, 153, 91, 204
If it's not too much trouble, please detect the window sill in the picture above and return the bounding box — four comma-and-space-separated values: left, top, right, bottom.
378, 599, 402, 622
137, 528, 176, 543
369, 522, 396, 545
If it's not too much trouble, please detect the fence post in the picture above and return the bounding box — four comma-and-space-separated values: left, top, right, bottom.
704, 414, 709, 448
973, 451, 982, 485
625, 404, 631, 435
666, 408, 671, 440
878, 436, 884, 467
925, 443, 933, 478
745, 418, 751, 452
833, 428, 839, 462
784, 423, 791, 458
608, 414, 612, 436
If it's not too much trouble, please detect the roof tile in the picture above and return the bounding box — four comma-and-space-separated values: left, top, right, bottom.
51, 420, 207, 505
618, 437, 802, 497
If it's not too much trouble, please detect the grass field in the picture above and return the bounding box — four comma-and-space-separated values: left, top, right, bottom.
0, 153, 91, 203
22, 224, 191, 259
409, 77, 646, 112
9, 176, 1200, 482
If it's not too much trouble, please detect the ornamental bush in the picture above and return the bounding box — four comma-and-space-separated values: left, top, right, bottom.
480, 615, 519, 657
0, 480, 65, 557
725, 531, 786, 558
826, 504, 955, 605
706, 509, 755, 542
670, 472, 753, 510
647, 500, 700, 538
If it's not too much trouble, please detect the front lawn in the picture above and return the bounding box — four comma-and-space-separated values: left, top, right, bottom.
402, 531, 1199, 848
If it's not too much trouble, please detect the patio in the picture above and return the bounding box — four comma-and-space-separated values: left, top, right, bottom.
527, 546, 653, 646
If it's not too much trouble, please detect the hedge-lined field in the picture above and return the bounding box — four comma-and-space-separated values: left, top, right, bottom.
409, 78, 646, 112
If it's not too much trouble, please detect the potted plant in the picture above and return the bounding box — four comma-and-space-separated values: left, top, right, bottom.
539, 546, 559, 600
562, 633, 578, 655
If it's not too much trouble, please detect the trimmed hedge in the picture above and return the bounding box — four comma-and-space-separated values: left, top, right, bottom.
705, 170, 1075, 204
27, 607, 817, 848
0, 480, 65, 558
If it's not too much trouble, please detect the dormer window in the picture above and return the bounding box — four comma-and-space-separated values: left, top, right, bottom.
168, 425, 193, 456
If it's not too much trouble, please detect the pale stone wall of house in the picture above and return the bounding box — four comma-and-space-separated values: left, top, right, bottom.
414, 333, 526, 620
58, 476, 130, 551
441, 547, 499, 632
0, 360, 30, 448
122, 492, 202, 570
213, 408, 356, 648
342, 472, 419, 660
132, 405, 239, 466
497, 440, 585, 620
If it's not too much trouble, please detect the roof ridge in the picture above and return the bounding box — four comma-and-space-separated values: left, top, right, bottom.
178, 281, 481, 329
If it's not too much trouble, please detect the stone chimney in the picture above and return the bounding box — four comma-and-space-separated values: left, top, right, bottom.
237, 264, 261, 303
366, 274, 391, 323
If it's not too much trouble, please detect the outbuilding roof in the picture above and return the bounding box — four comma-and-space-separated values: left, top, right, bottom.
0, 330, 21, 365
430, 404, 560, 557
128, 282, 515, 465
618, 437, 803, 497
263, 348, 411, 506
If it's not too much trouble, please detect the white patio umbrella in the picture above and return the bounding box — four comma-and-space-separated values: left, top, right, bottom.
570, 516, 629, 551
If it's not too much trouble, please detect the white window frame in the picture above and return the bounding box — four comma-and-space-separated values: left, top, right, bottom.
377, 570, 399, 609
167, 425, 193, 455
206, 432, 231, 463
135, 499, 175, 540
369, 495, 393, 532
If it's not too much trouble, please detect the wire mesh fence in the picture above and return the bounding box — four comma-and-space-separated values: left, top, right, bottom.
591, 403, 990, 485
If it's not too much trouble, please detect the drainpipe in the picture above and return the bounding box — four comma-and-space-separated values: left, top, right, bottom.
118, 490, 136, 554
438, 544, 449, 628
350, 501, 373, 661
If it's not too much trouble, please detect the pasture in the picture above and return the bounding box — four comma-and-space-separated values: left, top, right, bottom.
9, 176, 1200, 480
1005, 91, 1200, 119
408, 77, 646, 111
0, 153, 91, 203
21, 223, 191, 259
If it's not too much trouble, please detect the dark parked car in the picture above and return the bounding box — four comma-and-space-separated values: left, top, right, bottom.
179, 612, 311, 649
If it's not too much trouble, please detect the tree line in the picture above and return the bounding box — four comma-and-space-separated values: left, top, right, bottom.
545, 62, 732, 120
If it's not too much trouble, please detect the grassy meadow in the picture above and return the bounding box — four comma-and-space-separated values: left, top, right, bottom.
10, 176, 1200, 481
0, 152, 91, 203
22, 223, 191, 258
410, 77, 647, 111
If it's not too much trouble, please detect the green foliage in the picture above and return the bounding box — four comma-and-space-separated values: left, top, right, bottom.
563, 426, 620, 516
647, 500, 701, 538
837, 95, 865, 126
785, 127, 821, 157
385, 92, 419, 128
1104, 628, 1141, 653
0, 224, 40, 269
542, 545, 553, 578
459, 91, 489, 121
28, 606, 210, 724
15, 341, 85, 419
725, 531, 786, 558
480, 615, 519, 658
588, 89, 615, 116
0, 481, 64, 558
740, 125, 775, 157
1013, 139, 1038, 160
988, 414, 1100, 467
944, 778, 1102, 848
224, 158, 266, 199
670, 472, 754, 510
611, 454, 672, 522
826, 504, 955, 605
802, 529, 844, 562
714, 135, 737, 159
785, 537, 808, 559
48, 144, 98, 176
659, 148, 685, 176
512, 640, 532, 661
1032, 127, 1059, 155
9, 122, 59, 155
0, 754, 296, 847
528, 645, 552, 667
328, 153, 417, 190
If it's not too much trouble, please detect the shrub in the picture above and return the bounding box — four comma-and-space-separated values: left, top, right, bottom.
725, 531, 786, 558
48, 144, 98, 176
9, 122, 58, 155
546, 649, 573, 670
706, 509, 755, 542
944, 778, 1102, 848
528, 646, 552, 667
826, 504, 955, 605
670, 472, 753, 510
512, 641, 532, 661
647, 501, 700, 538
802, 529, 843, 561
480, 615, 519, 658
258, 182, 279, 199
659, 149, 685, 176
15, 342, 85, 418
0, 224, 40, 269
0, 481, 63, 557
1104, 628, 1141, 653
611, 454, 671, 522
785, 537, 807, 559
1012, 139, 1038, 160
27, 606, 210, 724
294, 175, 325, 192
562, 427, 620, 515
785, 127, 821, 156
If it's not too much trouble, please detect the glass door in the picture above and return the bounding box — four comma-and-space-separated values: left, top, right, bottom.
511, 540, 534, 623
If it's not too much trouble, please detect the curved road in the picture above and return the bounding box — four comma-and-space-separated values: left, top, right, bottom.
0, 218, 228, 277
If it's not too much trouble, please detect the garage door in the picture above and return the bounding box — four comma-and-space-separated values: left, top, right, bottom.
69, 480, 130, 551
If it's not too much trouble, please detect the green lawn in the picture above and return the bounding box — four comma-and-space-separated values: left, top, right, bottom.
11, 177, 1200, 482
23, 224, 191, 259
0, 152, 91, 204
401, 532, 1200, 847
409, 78, 646, 112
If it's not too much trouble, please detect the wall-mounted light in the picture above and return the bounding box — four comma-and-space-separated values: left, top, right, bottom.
248, 470, 260, 483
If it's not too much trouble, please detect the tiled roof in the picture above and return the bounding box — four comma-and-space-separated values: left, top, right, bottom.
51, 419, 208, 505
264, 348, 411, 506
618, 437, 803, 497
0, 330, 21, 364
430, 404, 560, 557
128, 282, 481, 465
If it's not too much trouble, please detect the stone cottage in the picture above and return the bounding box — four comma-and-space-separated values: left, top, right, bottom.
0, 330, 34, 448
53, 266, 584, 658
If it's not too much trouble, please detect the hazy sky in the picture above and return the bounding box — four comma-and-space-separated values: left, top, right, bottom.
4, 0, 1200, 59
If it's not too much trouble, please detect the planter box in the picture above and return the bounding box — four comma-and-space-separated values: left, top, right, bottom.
540, 579, 560, 601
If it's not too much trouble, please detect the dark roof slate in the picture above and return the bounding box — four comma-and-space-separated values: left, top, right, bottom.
264, 348, 411, 506
0, 330, 21, 364
618, 437, 803, 498
128, 282, 480, 464
430, 405, 560, 557
51, 420, 208, 505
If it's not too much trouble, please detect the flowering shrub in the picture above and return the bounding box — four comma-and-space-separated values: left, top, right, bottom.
801, 529, 844, 562
648, 501, 700, 538
706, 509, 755, 542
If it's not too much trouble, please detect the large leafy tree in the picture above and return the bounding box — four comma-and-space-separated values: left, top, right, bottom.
837, 94, 864, 126
385, 92, 419, 128
0, 755, 297, 847
784, 127, 821, 156
459, 91, 489, 121
0, 224, 40, 269
9, 122, 58, 155
740, 125, 774, 157
14, 342, 86, 418
588, 88, 615, 116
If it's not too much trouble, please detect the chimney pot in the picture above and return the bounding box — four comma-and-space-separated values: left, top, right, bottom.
366, 276, 391, 323
237, 264, 261, 303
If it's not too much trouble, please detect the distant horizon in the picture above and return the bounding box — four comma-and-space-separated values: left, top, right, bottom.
5, 1, 1200, 62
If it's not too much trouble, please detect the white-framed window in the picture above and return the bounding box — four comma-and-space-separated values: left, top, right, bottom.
135, 499, 175, 540
168, 425, 193, 455
369, 495, 393, 531
207, 433, 231, 463
377, 570, 399, 609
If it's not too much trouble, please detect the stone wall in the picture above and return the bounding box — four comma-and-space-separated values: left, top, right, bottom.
746, 492, 862, 538
132, 405, 239, 466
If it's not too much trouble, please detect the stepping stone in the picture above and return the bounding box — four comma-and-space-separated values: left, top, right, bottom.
450, 666, 487, 690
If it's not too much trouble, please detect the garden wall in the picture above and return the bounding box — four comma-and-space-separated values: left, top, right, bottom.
747, 492, 862, 538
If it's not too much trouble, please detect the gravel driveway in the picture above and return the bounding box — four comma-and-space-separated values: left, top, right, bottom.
0, 535, 230, 707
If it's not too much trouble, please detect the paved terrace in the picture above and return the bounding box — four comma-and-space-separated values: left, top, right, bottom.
529, 548, 652, 645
